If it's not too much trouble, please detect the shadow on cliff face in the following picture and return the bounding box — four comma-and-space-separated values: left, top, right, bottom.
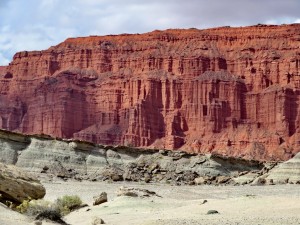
2, 25, 300, 161
138, 79, 165, 146
0, 96, 27, 131
285, 88, 298, 137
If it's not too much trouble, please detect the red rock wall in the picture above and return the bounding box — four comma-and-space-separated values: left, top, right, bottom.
1, 24, 300, 161
0, 66, 6, 75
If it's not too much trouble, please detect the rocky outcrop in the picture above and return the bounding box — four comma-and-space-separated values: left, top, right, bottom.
121, 150, 263, 185
0, 129, 263, 185
1, 24, 300, 160
0, 163, 46, 204
266, 152, 300, 184
2, 128, 300, 186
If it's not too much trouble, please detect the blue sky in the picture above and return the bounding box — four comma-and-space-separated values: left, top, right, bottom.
0, 0, 300, 65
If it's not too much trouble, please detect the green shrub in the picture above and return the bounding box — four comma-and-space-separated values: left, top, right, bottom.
55, 195, 82, 215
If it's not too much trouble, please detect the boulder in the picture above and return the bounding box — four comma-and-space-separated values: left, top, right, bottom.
100, 167, 123, 181
93, 192, 107, 206
0, 163, 46, 204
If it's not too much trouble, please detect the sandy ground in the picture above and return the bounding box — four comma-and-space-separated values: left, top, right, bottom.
0, 203, 31, 225
0, 203, 57, 225
39, 181, 300, 225
1, 180, 300, 225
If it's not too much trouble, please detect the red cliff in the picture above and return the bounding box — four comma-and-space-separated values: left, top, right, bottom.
0, 66, 7, 75
1, 24, 300, 161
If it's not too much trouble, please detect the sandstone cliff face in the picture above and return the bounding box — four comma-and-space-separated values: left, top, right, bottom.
0, 66, 7, 75
1, 24, 300, 161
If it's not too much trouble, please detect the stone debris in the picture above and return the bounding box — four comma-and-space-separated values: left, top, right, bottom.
117, 186, 161, 198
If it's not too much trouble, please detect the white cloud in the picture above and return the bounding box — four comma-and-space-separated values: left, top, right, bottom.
0, 53, 10, 66
0, 0, 300, 65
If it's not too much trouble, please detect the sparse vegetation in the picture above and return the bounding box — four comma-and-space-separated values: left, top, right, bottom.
16, 198, 31, 214
55, 195, 83, 215
35, 207, 65, 224
16, 195, 83, 223
16, 199, 56, 217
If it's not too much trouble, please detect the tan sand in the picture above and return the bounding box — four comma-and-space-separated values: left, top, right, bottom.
0, 203, 32, 225
41, 181, 300, 225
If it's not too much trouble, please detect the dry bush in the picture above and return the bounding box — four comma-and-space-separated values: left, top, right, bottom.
55, 195, 83, 215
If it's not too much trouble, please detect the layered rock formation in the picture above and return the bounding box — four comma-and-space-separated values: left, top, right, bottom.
266, 152, 300, 184
1, 24, 300, 160
0, 129, 263, 185
0, 162, 45, 204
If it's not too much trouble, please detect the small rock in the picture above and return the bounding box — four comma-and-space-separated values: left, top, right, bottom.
158, 150, 167, 155
144, 173, 151, 183
239, 171, 249, 176
194, 177, 206, 185
101, 167, 124, 181
93, 192, 107, 206
106, 149, 121, 159
111, 174, 123, 181
251, 177, 266, 186
43, 165, 49, 171
41, 166, 49, 173
117, 186, 161, 198
152, 169, 159, 174
148, 163, 159, 173
33, 221, 42, 225
266, 179, 274, 185
200, 200, 207, 205
245, 194, 256, 198
117, 187, 138, 197
91, 216, 105, 224
207, 210, 219, 215
216, 176, 231, 184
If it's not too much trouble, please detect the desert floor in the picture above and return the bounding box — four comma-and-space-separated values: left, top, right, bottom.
1, 180, 300, 225
39, 180, 300, 225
